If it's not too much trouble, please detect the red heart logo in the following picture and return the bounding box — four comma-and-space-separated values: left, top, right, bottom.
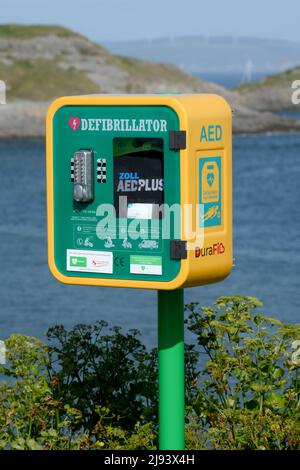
68, 117, 80, 131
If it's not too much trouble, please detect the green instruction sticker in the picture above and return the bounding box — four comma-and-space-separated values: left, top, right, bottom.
130, 255, 162, 275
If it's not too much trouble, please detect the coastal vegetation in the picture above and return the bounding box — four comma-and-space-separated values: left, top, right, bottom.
0, 296, 299, 450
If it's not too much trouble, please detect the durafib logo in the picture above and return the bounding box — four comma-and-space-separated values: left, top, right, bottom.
195, 242, 225, 258
68, 117, 168, 133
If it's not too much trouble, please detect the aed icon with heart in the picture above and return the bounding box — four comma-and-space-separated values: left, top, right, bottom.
199, 156, 222, 228
201, 160, 219, 203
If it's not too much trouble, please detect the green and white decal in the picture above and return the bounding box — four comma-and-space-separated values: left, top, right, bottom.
130, 255, 162, 275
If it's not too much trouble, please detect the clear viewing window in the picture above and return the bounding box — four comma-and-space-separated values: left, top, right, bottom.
113, 138, 164, 219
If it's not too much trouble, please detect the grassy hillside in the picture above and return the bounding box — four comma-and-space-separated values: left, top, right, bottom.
236, 66, 300, 92
0, 59, 99, 100
0, 24, 217, 101
1, 24, 299, 135
0, 25, 112, 100
234, 65, 300, 111
0, 24, 79, 39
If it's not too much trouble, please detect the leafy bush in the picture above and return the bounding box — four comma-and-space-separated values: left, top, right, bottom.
0, 296, 299, 450
47, 322, 156, 431
0, 333, 156, 450
185, 296, 300, 449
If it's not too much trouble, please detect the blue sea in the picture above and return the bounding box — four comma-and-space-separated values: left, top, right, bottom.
0, 134, 300, 347
197, 72, 266, 89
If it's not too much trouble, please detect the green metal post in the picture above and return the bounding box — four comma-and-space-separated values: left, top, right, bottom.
158, 289, 185, 450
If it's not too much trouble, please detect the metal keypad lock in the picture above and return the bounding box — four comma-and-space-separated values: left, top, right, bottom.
72, 150, 94, 203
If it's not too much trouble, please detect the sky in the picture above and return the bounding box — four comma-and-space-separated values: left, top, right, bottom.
0, 0, 300, 43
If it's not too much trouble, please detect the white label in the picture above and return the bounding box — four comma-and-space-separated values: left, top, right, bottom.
127, 203, 153, 219
67, 249, 113, 274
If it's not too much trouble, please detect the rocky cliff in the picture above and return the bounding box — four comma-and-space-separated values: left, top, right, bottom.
0, 25, 299, 137
235, 66, 300, 112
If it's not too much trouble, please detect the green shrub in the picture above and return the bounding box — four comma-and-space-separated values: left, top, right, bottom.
46, 322, 157, 431
0, 333, 156, 450
0, 296, 299, 449
185, 296, 300, 449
